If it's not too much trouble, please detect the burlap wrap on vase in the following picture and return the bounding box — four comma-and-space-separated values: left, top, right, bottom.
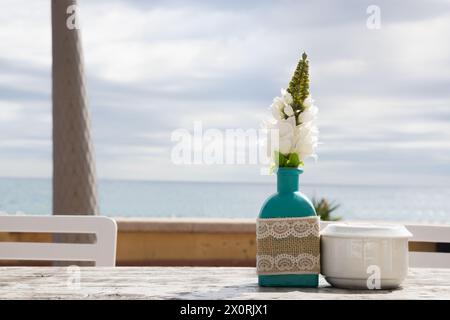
256, 216, 320, 275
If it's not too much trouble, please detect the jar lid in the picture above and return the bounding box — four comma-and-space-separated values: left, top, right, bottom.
321, 223, 412, 239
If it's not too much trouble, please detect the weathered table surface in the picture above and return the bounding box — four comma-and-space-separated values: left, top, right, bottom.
0, 267, 449, 299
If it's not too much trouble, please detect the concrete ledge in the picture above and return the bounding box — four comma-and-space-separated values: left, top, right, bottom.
114, 218, 257, 266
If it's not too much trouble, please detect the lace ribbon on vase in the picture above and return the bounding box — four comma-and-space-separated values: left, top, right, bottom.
256, 216, 320, 275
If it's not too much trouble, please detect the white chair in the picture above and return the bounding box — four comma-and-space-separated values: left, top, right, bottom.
0, 215, 117, 266
320, 221, 450, 268
406, 224, 450, 268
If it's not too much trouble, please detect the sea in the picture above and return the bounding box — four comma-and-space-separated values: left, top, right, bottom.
0, 177, 449, 224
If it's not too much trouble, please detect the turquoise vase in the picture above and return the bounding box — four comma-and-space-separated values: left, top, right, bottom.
258, 167, 318, 287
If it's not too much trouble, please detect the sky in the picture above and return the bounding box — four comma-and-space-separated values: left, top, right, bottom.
0, 0, 449, 186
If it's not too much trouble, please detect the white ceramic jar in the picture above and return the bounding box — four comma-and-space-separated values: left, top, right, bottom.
321, 224, 412, 289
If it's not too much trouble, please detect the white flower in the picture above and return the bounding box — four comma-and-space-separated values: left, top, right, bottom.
283, 104, 294, 117
279, 137, 292, 154
274, 116, 296, 155
273, 96, 285, 109
295, 138, 315, 159
298, 104, 318, 124
293, 122, 319, 160
270, 97, 285, 120
271, 104, 282, 120
281, 88, 293, 106
270, 93, 297, 120
303, 95, 314, 109
278, 116, 296, 138
265, 88, 319, 162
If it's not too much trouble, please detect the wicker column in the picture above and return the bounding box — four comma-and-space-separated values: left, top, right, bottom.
52, 0, 98, 253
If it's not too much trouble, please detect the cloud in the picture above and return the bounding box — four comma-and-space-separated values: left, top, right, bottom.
0, 0, 449, 186
0, 102, 22, 122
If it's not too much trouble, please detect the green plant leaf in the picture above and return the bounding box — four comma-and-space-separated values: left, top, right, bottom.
274, 151, 288, 167
312, 197, 342, 221
286, 153, 300, 167
279, 153, 287, 167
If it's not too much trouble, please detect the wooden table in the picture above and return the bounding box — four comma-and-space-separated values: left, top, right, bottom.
0, 267, 449, 299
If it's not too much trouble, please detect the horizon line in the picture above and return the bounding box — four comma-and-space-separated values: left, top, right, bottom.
0, 175, 446, 189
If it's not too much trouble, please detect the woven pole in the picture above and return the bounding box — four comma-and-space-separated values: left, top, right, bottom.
52, 0, 98, 251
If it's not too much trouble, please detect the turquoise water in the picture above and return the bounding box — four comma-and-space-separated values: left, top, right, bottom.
0, 177, 449, 224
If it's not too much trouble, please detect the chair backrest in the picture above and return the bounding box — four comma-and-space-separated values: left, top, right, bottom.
0, 215, 117, 266
405, 224, 450, 268
320, 221, 450, 268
